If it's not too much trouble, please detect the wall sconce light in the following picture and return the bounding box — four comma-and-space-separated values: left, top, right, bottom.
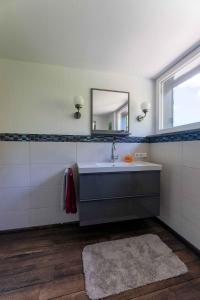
73, 96, 84, 119
136, 101, 151, 122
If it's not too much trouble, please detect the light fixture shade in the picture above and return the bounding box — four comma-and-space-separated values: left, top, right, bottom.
141, 101, 151, 111
73, 96, 84, 106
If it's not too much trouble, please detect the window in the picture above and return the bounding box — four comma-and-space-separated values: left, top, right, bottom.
157, 48, 200, 133
116, 103, 128, 131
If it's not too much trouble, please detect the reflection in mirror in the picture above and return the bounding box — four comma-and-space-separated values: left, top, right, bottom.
91, 89, 129, 135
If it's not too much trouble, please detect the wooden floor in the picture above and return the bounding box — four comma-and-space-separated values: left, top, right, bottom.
0, 218, 200, 300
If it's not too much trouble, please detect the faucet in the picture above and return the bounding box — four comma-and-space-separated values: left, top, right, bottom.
111, 138, 119, 163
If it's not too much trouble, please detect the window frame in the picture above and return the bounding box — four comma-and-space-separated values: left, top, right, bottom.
116, 102, 129, 131
156, 46, 200, 134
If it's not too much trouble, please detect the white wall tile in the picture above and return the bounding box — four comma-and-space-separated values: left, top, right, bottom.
77, 142, 111, 162
182, 166, 200, 198
0, 187, 30, 211
3, 138, 200, 241
160, 165, 182, 214
29, 207, 61, 226
30, 142, 76, 164
57, 210, 79, 223
29, 185, 61, 209
150, 143, 167, 164
0, 211, 29, 230
181, 217, 200, 250
77, 142, 149, 163
116, 143, 149, 160
182, 141, 200, 168
0, 142, 29, 164
182, 192, 200, 225
0, 165, 30, 187
150, 142, 182, 166
159, 211, 182, 234
30, 163, 67, 187
150, 141, 200, 250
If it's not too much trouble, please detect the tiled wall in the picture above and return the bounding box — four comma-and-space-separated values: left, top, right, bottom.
0, 141, 149, 230
2, 138, 200, 252
150, 141, 200, 250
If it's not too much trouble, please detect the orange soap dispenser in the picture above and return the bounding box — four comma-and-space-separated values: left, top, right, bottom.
123, 154, 134, 163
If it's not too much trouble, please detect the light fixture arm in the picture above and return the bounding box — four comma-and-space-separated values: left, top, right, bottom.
74, 104, 82, 119
136, 109, 148, 122
73, 96, 84, 119
136, 101, 150, 122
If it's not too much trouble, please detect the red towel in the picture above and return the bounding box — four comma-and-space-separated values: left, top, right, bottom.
66, 168, 77, 214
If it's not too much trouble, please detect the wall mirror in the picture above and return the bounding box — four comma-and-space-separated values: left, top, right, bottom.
91, 88, 130, 135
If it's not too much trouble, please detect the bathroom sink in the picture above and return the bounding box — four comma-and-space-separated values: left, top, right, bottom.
96, 162, 147, 167
77, 161, 162, 174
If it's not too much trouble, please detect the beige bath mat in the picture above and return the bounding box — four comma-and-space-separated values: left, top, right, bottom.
82, 234, 187, 299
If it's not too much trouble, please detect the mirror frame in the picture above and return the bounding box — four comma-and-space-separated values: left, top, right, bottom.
91, 88, 130, 136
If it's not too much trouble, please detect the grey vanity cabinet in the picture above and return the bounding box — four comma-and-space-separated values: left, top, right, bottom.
79, 171, 160, 226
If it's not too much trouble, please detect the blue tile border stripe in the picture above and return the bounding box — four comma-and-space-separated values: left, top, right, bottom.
149, 128, 200, 143
0, 133, 149, 143
1, 128, 200, 143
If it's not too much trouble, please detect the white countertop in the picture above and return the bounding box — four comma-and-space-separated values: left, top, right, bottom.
77, 161, 162, 174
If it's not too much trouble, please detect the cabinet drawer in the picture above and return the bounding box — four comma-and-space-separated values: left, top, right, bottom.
79, 196, 160, 226
79, 171, 160, 201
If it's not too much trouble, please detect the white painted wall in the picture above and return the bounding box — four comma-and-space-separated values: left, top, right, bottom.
150, 141, 200, 250
0, 59, 154, 136
0, 141, 149, 230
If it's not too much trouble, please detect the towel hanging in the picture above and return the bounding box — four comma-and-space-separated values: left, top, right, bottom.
66, 168, 77, 214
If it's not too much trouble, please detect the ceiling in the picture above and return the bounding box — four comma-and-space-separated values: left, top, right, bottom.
0, 0, 200, 78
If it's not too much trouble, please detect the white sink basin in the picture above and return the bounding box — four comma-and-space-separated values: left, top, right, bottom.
78, 161, 162, 174
96, 162, 147, 167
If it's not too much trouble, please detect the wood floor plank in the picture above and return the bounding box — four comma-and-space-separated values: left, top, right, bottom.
0, 247, 83, 277
0, 218, 199, 300
0, 288, 40, 300
131, 278, 200, 300
175, 248, 199, 263
170, 277, 200, 300
0, 275, 85, 300
0, 266, 54, 293
53, 291, 89, 300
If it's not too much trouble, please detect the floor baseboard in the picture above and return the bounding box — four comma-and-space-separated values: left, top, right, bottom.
0, 221, 79, 235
